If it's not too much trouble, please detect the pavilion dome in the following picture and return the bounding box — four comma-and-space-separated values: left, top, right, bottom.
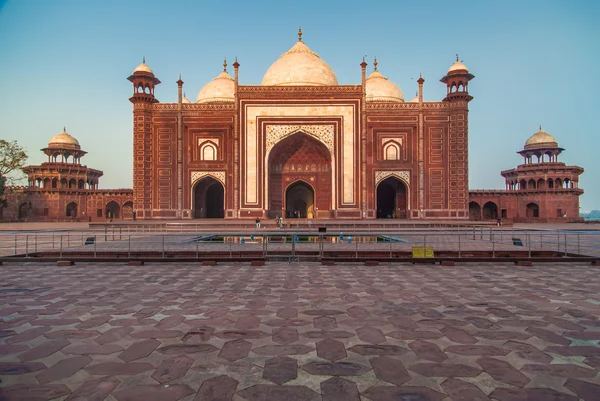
448, 60, 469, 73
262, 32, 338, 86
182, 93, 191, 103
48, 129, 80, 150
365, 67, 404, 102
524, 127, 558, 150
196, 71, 235, 103
133, 57, 153, 74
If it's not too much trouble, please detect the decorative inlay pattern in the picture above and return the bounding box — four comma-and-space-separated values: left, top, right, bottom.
191, 171, 226, 186
375, 170, 410, 185
265, 125, 334, 154
198, 138, 220, 146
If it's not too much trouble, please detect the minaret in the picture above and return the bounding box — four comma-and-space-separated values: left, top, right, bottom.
177, 75, 184, 219
127, 58, 161, 219
440, 56, 474, 217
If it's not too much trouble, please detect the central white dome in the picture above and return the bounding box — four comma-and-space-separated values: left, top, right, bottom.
262, 38, 338, 86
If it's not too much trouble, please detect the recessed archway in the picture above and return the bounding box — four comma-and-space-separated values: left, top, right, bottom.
376, 177, 408, 219
105, 201, 120, 220
193, 177, 224, 218
482, 201, 498, 219
469, 201, 481, 220
66, 202, 77, 219
18, 202, 28, 220
122, 201, 133, 219
268, 132, 331, 219
285, 181, 314, 218
526, 202, 539, 219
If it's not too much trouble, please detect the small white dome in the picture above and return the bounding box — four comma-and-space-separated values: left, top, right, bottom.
134, 58, 153, 74
196, 71, 235, 103
365, 69, 404, 102
524, 127, 558, 149
48, 129, 80, 149
262, 36, 338, 86
448, 57, 469, 73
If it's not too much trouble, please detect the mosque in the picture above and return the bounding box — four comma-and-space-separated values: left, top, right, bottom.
0, 31, 584, 223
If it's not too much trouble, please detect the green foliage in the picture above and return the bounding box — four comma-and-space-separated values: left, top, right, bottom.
0, 139, 28, 210
0, 139, 28, 177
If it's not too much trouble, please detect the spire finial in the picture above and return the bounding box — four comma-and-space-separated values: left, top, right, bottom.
539, 124, 542, 131
373, 57, 378, 71
179, 73, 182, 80
298, 26, 302, 42
184, 92, 186, 97
456, 54, 459, 62
63, 126, 66, 132
223, 57, 227, 72
143, 56, 146, 64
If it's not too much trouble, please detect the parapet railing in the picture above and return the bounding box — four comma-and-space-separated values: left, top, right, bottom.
1, 230, 599, 262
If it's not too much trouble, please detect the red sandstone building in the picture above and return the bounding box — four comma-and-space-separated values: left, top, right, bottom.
129, 31, 473, 220
0, 32, 584, 223
469, 128, 583, 222
0, 130, 132, 222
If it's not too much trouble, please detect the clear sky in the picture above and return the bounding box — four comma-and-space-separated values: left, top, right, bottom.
1, 0, 598, 210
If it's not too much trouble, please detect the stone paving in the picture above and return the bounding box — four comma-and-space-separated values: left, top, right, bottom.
0, 262, 599, 401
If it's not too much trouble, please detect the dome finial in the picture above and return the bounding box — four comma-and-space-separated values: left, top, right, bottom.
63, 126, 66, 132
373, 57, 378, 71
539, 124, 542, 131
298, 26, 302, 42
456, 54, 459, 62
223, 57, 228, 72
143, 56, 146, 64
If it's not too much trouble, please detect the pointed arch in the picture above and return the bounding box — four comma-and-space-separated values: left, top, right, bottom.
383, 141, 401, 161
200, 141, 218, 161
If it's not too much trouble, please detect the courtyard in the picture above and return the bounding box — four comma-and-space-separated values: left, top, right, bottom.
0, 261, 599, 400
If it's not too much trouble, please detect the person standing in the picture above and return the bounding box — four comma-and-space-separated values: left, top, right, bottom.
275, 215, 280, 229
255, 217, 261, 229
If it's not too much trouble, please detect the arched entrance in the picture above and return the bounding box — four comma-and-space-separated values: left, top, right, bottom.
105, 201, 120, 219
482, 201, 498, 219
469, 201, 481, 220
268, 132, 331, 219
66, 202, 77, 219
122, 201, 133, 219
18, 203, 28, 220
526, 202, 539, 219
376, 177, 408, 219
285, 181, 314, 218
194, 177, 224, 218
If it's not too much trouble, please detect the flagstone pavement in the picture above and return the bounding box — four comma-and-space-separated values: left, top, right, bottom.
1, 261, 599, 401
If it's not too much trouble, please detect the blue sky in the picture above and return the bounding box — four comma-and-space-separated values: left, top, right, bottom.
1, 0, 598, 210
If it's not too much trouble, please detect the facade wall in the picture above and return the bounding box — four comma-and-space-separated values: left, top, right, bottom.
132, 87, 471, 220
468, 190, 582, 222
1, 188, 133, 222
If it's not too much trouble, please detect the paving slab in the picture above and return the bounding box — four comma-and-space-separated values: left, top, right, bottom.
1, 261, 599, 400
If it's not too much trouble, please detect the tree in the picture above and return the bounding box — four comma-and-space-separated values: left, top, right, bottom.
0, 140, 28, 210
